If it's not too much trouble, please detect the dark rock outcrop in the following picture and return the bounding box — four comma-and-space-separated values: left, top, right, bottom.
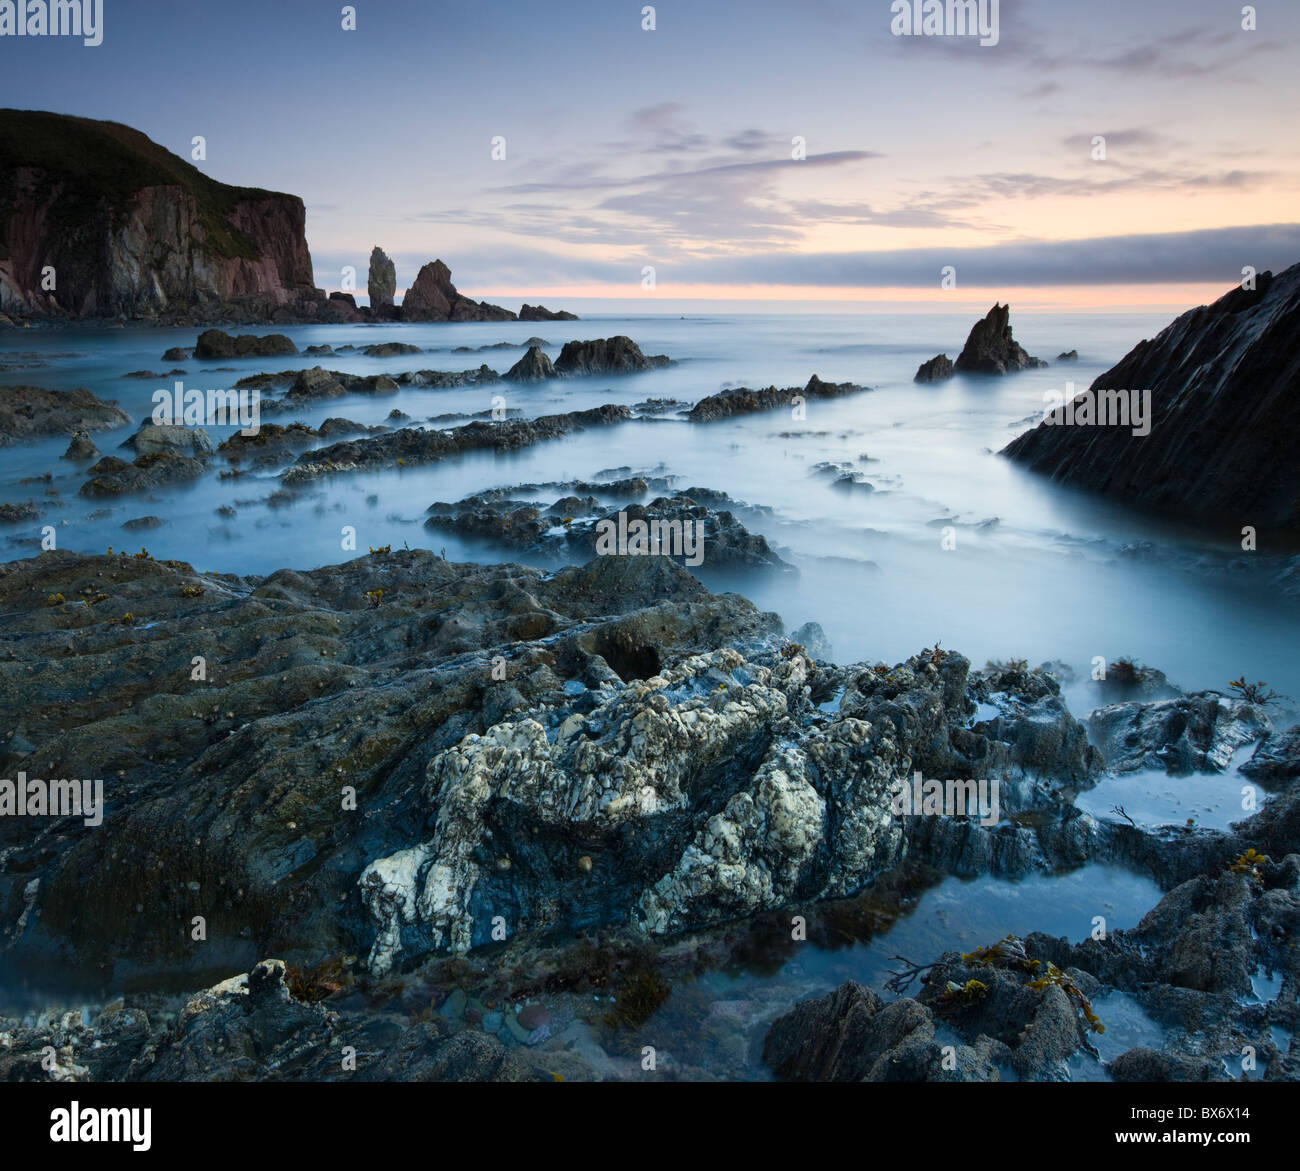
283, 404, 633, 483
687, 374, 868, 422
424, 487, 795, 574
78, 450, 206, 497
519, 303, 578, 321
553, 336, 670, 376
0, 110, 325, 322
193, 329, 297, 360
61, 429, 99, 460
401, 260, 516, 323
504, 345, 556, 382
914, 354, 954, 382
1057, 349, 1078, 361
0, 385, 128, 444
1003, 265, 1300, 532
954, 304, 1047, 374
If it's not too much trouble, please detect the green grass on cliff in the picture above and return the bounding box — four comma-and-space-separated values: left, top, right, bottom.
0, 109, 297, 262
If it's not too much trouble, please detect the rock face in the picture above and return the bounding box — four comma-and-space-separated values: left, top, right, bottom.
367, 246, 396, 312
519, 303, 578, 321
0, 110, 325, 322
553, 336, 670, 375
0, 385, 128, 444
687, 374, 867, 422
1003, 265, 1300, 532
504, 345, 556, 382
954, 304, 1047, 374
914, 354, 954, 382
401, 260, 516, 322
193, 329, 297, 360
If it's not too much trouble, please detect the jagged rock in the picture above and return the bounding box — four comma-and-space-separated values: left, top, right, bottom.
553, 336, 670, 375
914, 354, 954, 382
504, 345, 557, 382
368, 246, 397, 311
1240, 725, 1300, 787
1057, 349, 1078, 361
519, 303, 578, 321
0, 385, 129, 444
193, 330, 298, 360
1003, 265, 1300, 531
953, 304, 1046, 374
401, 260, 516, 322
1088, 694, 1271, 774
687, 375, 868, 422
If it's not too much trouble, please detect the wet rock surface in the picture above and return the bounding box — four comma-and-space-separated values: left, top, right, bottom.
424, 485, 794, 574
0, 385, 129, 445
688, 375, 869, 422
282, 404, 633, 483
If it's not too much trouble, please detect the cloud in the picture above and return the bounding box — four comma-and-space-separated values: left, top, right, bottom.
376, 223, 1300, 291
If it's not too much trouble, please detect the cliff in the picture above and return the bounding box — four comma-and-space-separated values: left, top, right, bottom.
1002, 263, 1300, 532
0, 109, 327, 323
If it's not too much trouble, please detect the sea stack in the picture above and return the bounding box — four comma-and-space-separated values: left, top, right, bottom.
954, 304, 1047, 374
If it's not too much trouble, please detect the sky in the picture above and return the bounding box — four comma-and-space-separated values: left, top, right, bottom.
2, 0, 1298, 312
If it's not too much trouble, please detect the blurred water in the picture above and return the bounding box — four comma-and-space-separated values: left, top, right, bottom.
3, 311, 1297, 704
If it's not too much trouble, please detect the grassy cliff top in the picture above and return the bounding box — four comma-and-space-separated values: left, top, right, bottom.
0, 109, 298, 260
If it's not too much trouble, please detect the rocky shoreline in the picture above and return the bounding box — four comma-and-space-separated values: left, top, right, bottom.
0, 545, 1295, 1082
